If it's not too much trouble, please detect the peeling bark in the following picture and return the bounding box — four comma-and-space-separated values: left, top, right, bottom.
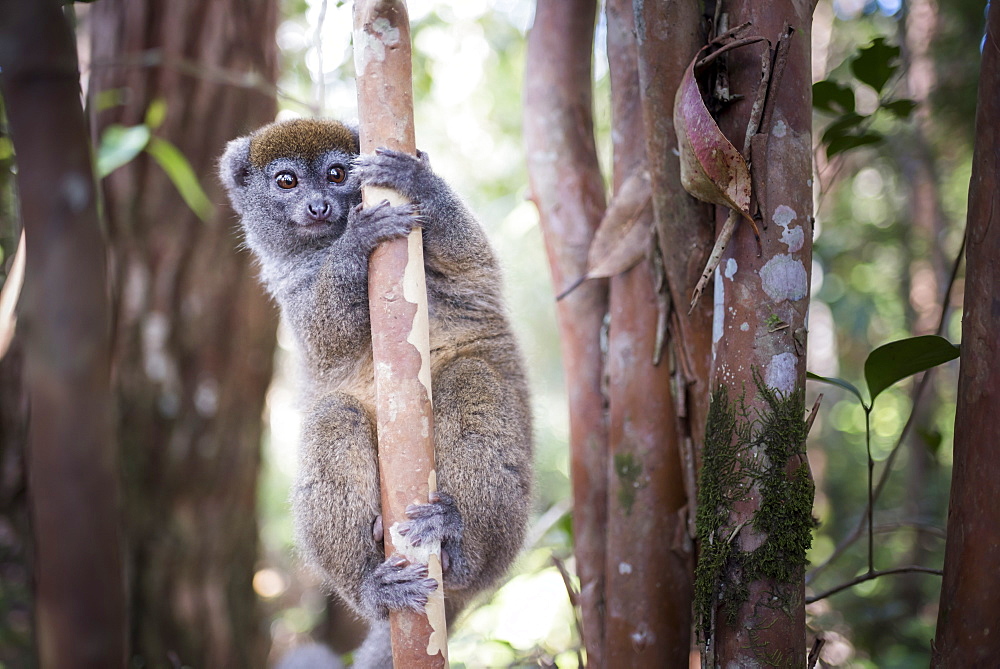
353, 1, 447, 665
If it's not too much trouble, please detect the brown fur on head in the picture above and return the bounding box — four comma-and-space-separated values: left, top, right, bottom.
248, 118, 359, 169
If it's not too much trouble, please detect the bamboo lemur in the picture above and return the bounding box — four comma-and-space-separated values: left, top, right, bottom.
219, 119, 533, 667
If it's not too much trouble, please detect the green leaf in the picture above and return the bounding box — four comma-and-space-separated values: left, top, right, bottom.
826, 131, 883, 158
144, 98, 168, 130
851, 37, 901, 95
807, 371, 867, 408
97, 124, 151, 178
864, 335, 960, 404
145, 137, 213, 222
813, 80, 856, 114
93, 88, 126, 113
820, 112, 866, 144
0, 136, 13, 162
881, 99, 918, 119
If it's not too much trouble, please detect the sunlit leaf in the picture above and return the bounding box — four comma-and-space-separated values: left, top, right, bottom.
807, 371, 867, 407
813, 80, 856, 114
0, 136, 13, 161
864, 335, 960, 404
851, 37, 900, 95
144, 98, 168, 130
93, 88, 126, 113
146, 137, 213, 222
97, 124, 151, 178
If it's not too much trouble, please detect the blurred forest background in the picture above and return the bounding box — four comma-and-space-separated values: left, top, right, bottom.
0, 0, 988, 667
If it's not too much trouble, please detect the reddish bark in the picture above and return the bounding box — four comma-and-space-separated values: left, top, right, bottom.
932, 2, 1000, 664
706, 2, 815, 666
603, 0, 693, 665
524, 0, 609, 663
634, 0, 715, 458
354, 1, 447, 665
0, 0, 127, 666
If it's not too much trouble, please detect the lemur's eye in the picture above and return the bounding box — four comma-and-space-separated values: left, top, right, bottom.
275, 171, 298, 189
327, 165, 347, 184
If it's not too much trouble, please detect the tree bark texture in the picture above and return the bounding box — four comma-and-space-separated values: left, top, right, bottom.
703, 2, 815, 666
932, 2, 1000, 664
634, 0, 716, 460
0, 1, 128, 666
353, 1, 448, 665
603, 0, 693, 665
87, 1, 279, 666
524, 1, 609, 664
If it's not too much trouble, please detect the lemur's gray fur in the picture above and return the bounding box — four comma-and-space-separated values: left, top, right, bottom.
219, 119, 533, 668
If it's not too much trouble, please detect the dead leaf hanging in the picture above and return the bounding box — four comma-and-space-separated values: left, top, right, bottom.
673, 48, 753, 220
556, 169, 653, 300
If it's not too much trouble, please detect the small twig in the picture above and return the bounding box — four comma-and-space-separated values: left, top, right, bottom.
552, 555, 579, 607
808, 226, 965, 586
696, 36, 769, 72
525, 499, 573, 549
760, 24, 795, 134
806, 565, 943, 604
89, 49, 312, 111
936, 229, 966, 338
805, 393, 823, 437
709, 21, 753, 46
807, 637, 825, 669
552, 553, 585, 668
689, 209, 739, 313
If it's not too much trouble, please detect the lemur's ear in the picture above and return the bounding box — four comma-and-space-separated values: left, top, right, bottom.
218, 135, 253, 211
343, 121, 360, 148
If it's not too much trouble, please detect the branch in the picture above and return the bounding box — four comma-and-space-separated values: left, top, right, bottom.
807, 236, 966, 585
806, 565, 943, 604
353, 1, 446, 665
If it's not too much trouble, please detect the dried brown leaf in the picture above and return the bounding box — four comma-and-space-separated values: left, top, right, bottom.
673, 49, 752, 219
556, 170, 653, 300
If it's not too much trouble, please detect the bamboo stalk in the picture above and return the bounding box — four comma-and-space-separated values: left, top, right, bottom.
353, 1, 447, 666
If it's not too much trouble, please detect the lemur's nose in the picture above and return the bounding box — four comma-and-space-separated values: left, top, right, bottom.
306, 201, 332, 221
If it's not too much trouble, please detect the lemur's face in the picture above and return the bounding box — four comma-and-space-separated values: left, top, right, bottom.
257, 150, 359, 241
218, 119, 361, 255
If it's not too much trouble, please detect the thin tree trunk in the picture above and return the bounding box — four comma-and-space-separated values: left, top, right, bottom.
87, 1, 279, 666
524, 1, 609, 664
0, 1, 127, 666
603, 0, 693, 665
700, 2, 815, 666
932, 2, 1000, 663
353, 1, 447, 665
634, 0, 715, 462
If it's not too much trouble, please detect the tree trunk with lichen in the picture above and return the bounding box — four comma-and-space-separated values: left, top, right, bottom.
88, 0, 279, 665
693, 2, 816, 666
